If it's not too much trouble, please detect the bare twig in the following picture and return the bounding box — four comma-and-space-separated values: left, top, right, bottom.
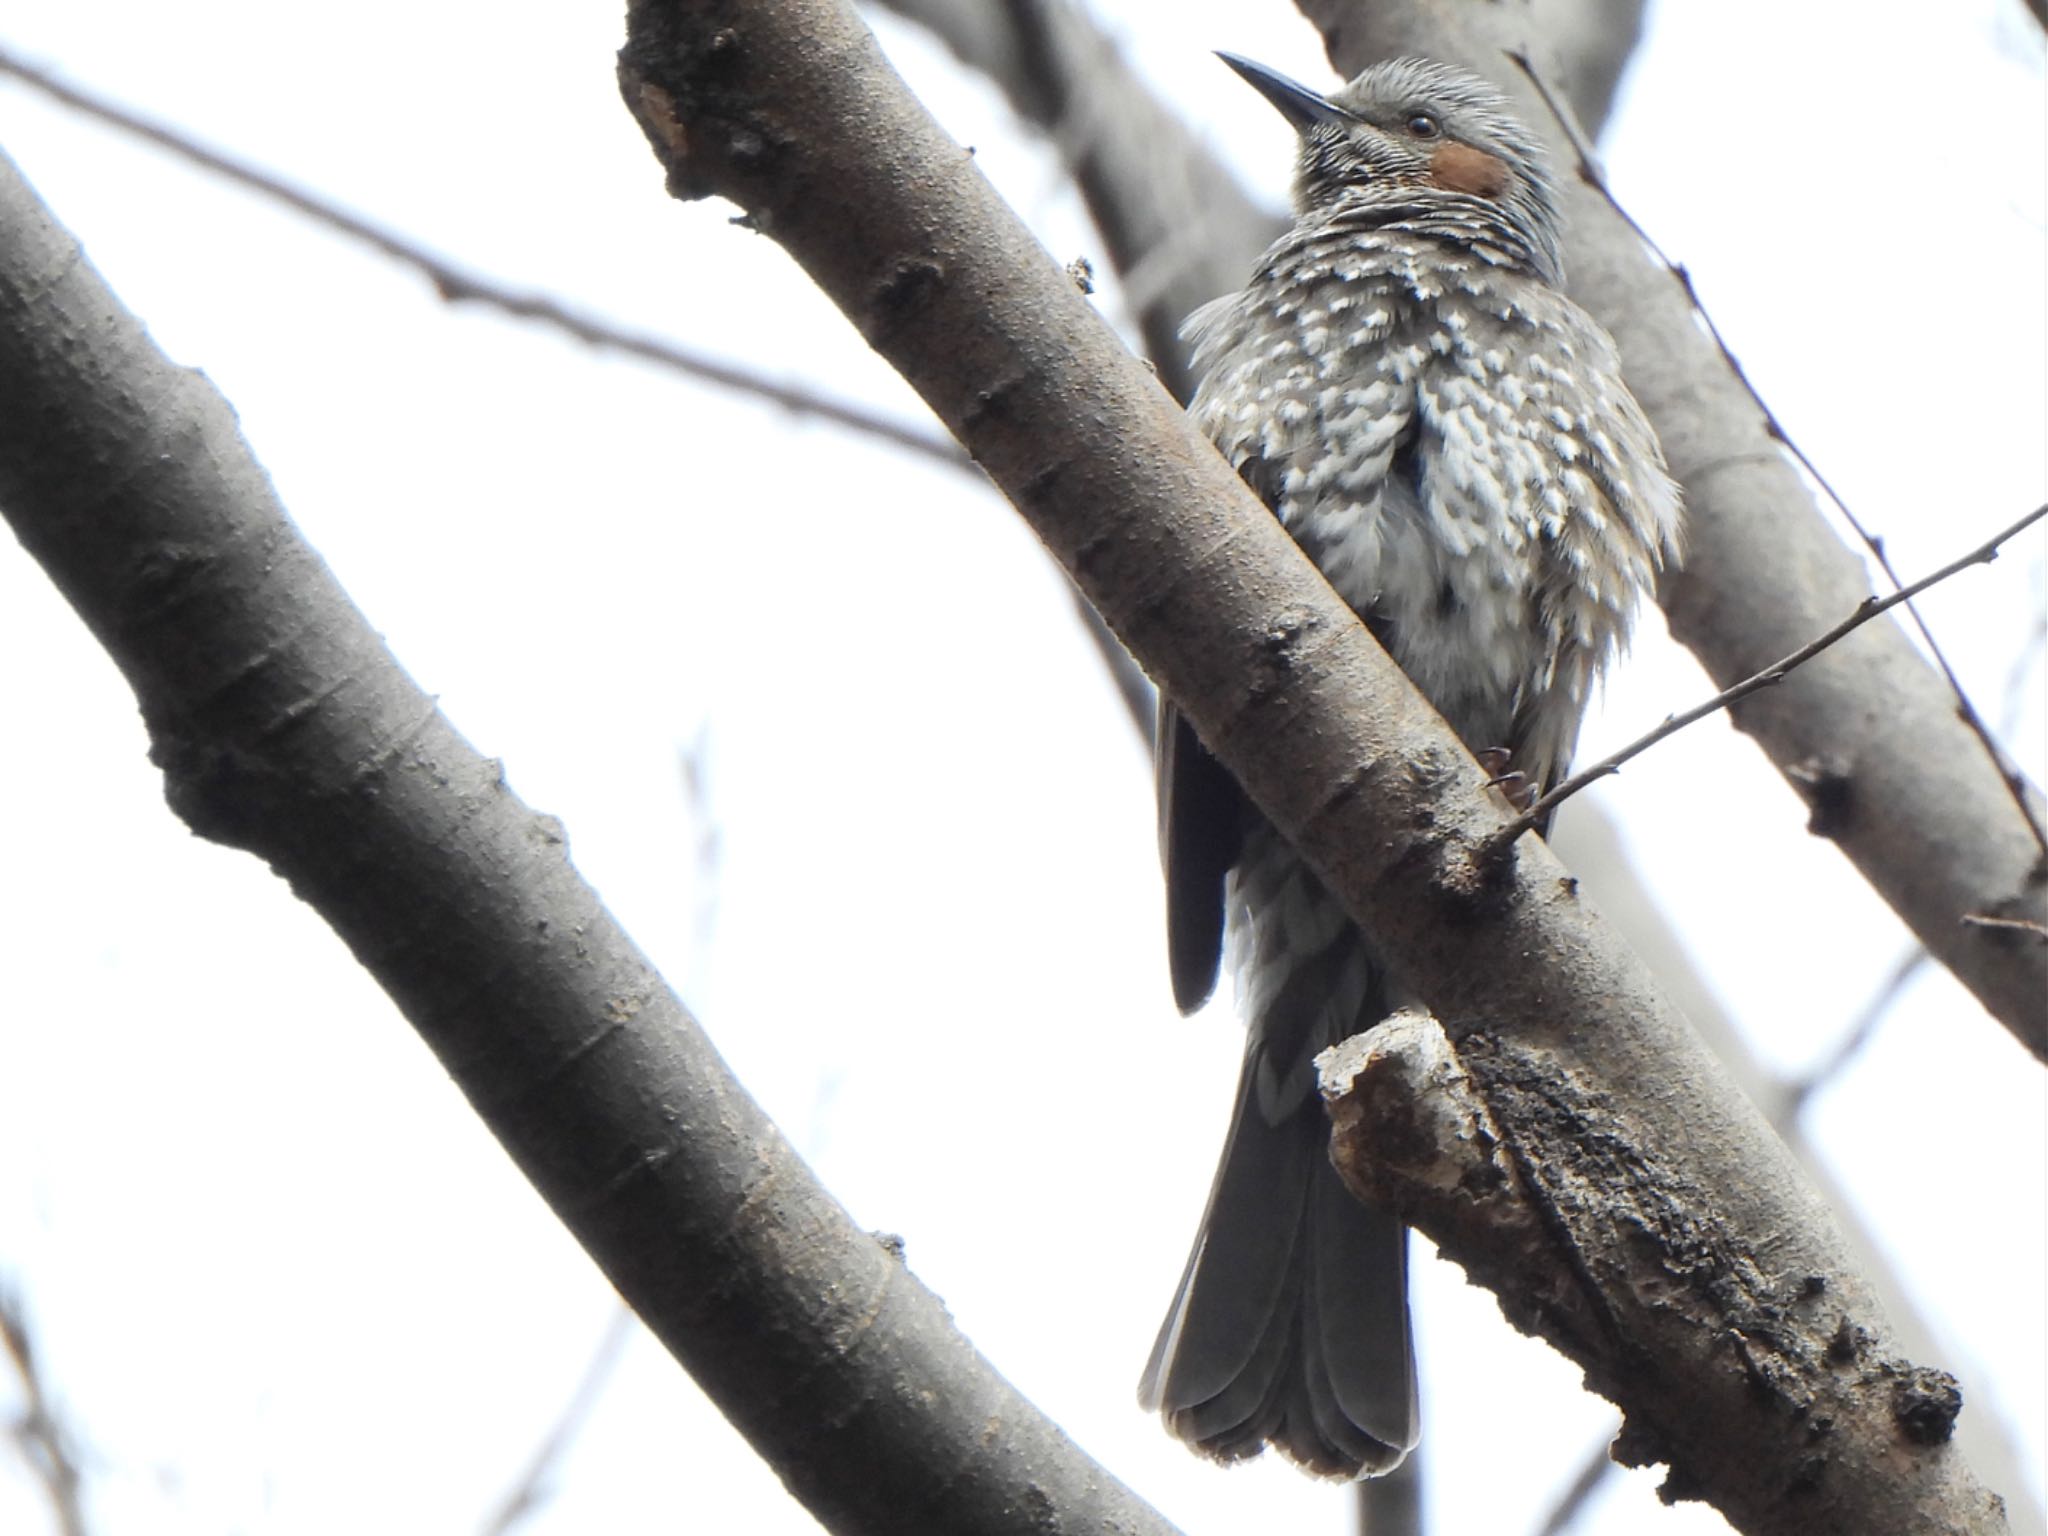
1771, 609, 2048, 1114
0, 45, 968, 472
1960, 911, 2048, 939
1493, 502, 2048, 846
1775, 948, 1932, 1121
2, 134, 1185, 1536
1, 1287, 90, 1536
1510, 49, 2048, 859
1531, 1429, 1615, 1536
614, 0, 2010, 1522
478, 1306, 636, 1536
1069, 586, 1155, 743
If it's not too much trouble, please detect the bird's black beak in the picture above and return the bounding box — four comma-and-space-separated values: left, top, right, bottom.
1215, 53, 1351, 132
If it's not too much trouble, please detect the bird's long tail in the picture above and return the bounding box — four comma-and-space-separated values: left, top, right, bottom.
1138, 827, 1418, 1477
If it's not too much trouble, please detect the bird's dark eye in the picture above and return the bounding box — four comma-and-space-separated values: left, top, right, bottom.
1405, 112, 1441, 139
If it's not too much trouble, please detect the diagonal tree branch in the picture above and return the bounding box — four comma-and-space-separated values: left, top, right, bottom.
0, 1287, 90, 1536
0, 144, 1180, 1536
871, 0, 1281, 399
1291, 0, 2047, 1058
855, 13, 2040, 1515
614, 2, 2007, 1531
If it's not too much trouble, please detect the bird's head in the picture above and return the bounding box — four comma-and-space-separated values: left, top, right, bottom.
1220, 53, 1564, 281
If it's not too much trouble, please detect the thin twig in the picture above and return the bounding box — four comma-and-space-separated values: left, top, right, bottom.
1492, 503, 2048, 847
0, 46, 970, 473
1530, 1429, 1615, 1536
1069, 586, 1155, 745
1772, 609, 2048, 1113
1509, 49, 2048, 859
1, 1287, 90, 1536
477, 1305, 636, 1536
1775, 947, 1932, 1121
1960, 912, 2048, 939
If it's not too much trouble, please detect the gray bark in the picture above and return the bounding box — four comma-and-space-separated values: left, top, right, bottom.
0, 145, 1181, 1536
613, 2, 2009, 1530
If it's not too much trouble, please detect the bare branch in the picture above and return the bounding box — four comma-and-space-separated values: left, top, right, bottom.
1531, 1429, 1615, 1536
1496, 503, 2048, 844
1528, 0, 1649, 134
0, 143, 1181, 1536
614, 3, 2008, 1529
479, 1307, 636, 1536
1551, 807, 2045, 1530
1511, 51, 2048, 860
1775, 949, 1932, 1122
0, 1287, 90, 1536
1292, 0, 2046, 1059
873, 0, 1280, 396
0, 44, 966, 473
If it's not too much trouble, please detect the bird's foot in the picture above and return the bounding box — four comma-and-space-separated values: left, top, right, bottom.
1478, 747, 1538, 813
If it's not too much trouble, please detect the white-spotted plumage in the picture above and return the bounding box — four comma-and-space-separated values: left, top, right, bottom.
1143, 55, 1680, 1481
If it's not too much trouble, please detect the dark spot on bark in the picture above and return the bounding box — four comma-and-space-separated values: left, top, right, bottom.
1786, 1455, 1828, 1496
1826, 1316, 1863, 1363
1785, 755, 1855, 839
871, 258, 945, 340
1892, 1368, 1962, 1445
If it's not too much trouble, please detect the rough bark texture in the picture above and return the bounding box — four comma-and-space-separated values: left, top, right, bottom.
873, 0, 1281, 400
861, 5, 2037, 1516
1555, 807, 2042, 1527
614, 2, 2008, 1531
1321, 1017, 1993, 1534
1294, 0, 2047, 1058
0, 147, 1180, 1536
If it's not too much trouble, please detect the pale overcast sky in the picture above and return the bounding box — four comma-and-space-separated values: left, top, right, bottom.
2, 3, 2042, 1534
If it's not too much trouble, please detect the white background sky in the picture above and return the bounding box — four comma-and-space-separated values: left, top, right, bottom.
1, 2, 2042, 1534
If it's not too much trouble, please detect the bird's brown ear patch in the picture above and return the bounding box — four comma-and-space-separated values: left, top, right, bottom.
1430, 143, 1510, 198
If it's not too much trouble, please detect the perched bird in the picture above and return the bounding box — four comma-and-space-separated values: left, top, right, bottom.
1139, 55, 1682, 1477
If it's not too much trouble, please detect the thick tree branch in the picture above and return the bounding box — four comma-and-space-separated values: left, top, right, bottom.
869, 0, 1645, 399
872, 0, 1281, 399
864, 10, 2038, 1510
1293, 0, 2047, 1058
1313, 1015, 1976, 1527
614, 3, 2007, 1531
1552, 807, 2043, 1531
0, 146, 1179, 1536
